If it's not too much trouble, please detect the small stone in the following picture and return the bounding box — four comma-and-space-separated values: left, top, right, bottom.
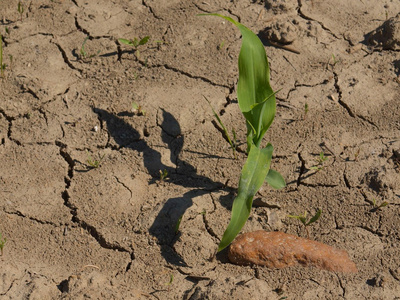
228, 231, 357, 273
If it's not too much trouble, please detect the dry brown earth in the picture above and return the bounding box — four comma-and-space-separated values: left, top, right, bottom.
1, 0, 400, 299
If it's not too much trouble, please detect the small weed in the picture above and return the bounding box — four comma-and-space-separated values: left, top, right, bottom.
159, 169, 168, 181
165, 274, 174, 291
218, 40, 225, 51
119, 36, 150, 59
79, 36, 100, 61
0, 232, 6, 256
17, 1, 24, 22
310, 151, 328, 171
369, 198, 388, 212
303, 102, 309, 119
132, 101, 146, 116
86, 151, 105, 169
175, 214, 183, 234
204, 95, 238, 159
288, 209, 322, 239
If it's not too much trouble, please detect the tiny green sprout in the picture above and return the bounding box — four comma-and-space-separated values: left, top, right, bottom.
131, 101, 146, 116
310, 151, 328, 171
0, 232, 6, 256
288, 209, 322, 239
199, 209, 206, 215
204, 95, 238, 159
5, 27, 9, 35
159, 169, 168, 181
218, 40, 225, 50
175, 214, 183, 234
303, 102, 309, 119
17, 1, 24, 21
79, 36, 100, 61
165, 274, 174, 291
86, 151, 105, 169
370, 198, 388, 212
119, 36, 150, 59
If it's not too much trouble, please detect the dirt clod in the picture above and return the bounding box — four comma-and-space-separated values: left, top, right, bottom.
368, 13, 400, 50
228, 231, 357, 273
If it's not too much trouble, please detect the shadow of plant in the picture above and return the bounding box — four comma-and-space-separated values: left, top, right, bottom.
93, 107, 224, 266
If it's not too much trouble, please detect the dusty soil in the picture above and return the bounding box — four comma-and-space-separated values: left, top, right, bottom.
1, 0, 400, 299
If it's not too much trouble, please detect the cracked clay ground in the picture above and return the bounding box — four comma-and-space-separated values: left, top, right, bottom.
1, 0, 400, 299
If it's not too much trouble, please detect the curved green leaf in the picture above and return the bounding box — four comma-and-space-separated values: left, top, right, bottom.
218, 143, 273, 251
266, 168, 286, 189
200, 14, 277, 150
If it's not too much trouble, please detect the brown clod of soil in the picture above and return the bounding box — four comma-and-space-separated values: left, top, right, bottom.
368, 13, 400, 50
228, 231, 357, 273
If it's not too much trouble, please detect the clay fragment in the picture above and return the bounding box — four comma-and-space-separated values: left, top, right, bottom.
228, 231, 357, 273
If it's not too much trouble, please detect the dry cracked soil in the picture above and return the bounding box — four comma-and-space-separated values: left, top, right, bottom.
1, 0, 400, 299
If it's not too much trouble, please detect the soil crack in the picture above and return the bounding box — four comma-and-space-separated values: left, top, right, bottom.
297, 0, 340, 39
4, 210, 60, 227
138, 60, 230, 89
51, 40, 81, 72
113, 175, 133, 200
142, 0, 164, 20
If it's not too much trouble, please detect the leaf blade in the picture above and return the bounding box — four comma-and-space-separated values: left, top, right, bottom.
218, 143, 273, 251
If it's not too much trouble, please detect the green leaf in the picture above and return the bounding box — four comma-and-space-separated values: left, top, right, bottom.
119, 38, 134, 46
139, 36, 150, 46
218, 143, 273, 251
306, 209, 322, 226
199, 14, 277, 150
266, 169, 286, 189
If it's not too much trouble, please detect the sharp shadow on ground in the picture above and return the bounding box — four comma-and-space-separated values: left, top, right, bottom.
93, 108, 228, 266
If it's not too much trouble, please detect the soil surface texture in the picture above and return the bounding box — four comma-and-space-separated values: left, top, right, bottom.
1, 0, 400, 299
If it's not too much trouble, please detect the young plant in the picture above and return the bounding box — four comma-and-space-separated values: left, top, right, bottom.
159, 169, 168, 181
132, 101, 146, 116
310, 151, 328, 171
86, 151, 105, 169
79, 36, 100, 61
17, 1, 24, 22
201, 14, 286, 251
119, 36, 150, 59
204, 96, 238, 159
369, 198, 388, 212
288, 209, 322, 239
303, 102, 309, 120
0, 232, 6, 256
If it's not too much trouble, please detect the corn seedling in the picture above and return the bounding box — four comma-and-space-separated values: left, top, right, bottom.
310, 151, 328, 171
159, 169, 168, 181
0, 232, 6, 256
17, 1, 24, 21
86, 151, 105, 169
175, 214, 183, 234
0, 35, 5, 78
79, 36, 100, 61
288, 209, 322, 239
369, 198, 388, 212
204, 96, 238, 159
201, 14, 286, 251
132, 101, 146, 116
119, 36, 150, 59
